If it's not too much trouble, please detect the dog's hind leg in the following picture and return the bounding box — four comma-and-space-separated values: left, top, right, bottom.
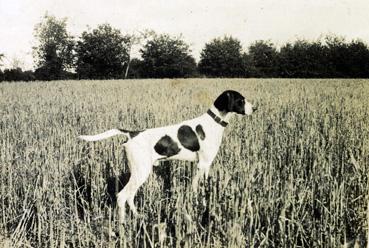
126, 169, 150, 216
117, 145, 152, 223
117, 174, 150, 222
116, 186, 128, 222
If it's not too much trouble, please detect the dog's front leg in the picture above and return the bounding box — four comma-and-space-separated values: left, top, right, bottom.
191, 168, 204, 193
192, 161, 210, 193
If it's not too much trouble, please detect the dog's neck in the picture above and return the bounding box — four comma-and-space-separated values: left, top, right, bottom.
208, 105, 235, 126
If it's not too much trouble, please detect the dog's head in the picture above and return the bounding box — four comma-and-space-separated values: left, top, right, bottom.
214, 90, 256, 115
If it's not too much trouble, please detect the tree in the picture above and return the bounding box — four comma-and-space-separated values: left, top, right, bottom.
0, 53, 3, 81
278, 40, 329, 78
76, 24, 130, 79
345, 40, 369, 77
0, 53, 4, 67
324, 35, 351, 77
325, 35, 369, 78
33, 14, 75, 80
139, 34, 197, 78
9, 56, 25, 70
3, 68, 34, 82
198, 36, 245, 77
123, 29, 156, 79
126, 58, 145, 79
247, 40, 278, 77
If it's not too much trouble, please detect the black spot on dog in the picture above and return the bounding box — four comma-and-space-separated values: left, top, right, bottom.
178, 125, 200, 151
154, 135, 181, 157
118, 128, 144, 138
196, 124, 206, 140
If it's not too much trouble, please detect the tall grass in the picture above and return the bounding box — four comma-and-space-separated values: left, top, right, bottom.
0, 79, 368, 247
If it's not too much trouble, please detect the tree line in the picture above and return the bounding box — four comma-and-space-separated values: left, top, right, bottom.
1, 14, 369, 82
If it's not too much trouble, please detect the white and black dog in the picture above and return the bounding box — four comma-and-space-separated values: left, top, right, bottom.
79, 90, 257, 222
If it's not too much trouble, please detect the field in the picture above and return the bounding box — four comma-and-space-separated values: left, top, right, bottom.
0, 78, 368, 247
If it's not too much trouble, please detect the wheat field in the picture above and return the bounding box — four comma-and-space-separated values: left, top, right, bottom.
0, 78, 368, 247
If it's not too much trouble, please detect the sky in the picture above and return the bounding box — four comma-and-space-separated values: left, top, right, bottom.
1, 0, 369, 70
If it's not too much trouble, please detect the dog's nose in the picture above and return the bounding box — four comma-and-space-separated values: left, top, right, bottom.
252, 106, 258, 112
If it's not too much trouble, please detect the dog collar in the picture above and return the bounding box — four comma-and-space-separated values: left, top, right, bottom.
207, 109, 228, 127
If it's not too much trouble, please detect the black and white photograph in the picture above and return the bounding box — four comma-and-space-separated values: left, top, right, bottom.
0, 0, 368, 247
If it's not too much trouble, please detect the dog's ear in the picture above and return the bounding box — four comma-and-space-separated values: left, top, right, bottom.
214, 91, 235, 113
227, 92, 234, 112
214, 91, 229, 112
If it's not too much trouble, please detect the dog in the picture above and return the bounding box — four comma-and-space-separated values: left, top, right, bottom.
79, 90, 257, 222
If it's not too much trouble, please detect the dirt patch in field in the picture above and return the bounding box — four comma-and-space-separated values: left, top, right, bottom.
170, 79, 183, 88
195, 91, 212, 105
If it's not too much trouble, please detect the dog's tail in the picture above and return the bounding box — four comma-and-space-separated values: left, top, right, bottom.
78, 129, 134, 142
